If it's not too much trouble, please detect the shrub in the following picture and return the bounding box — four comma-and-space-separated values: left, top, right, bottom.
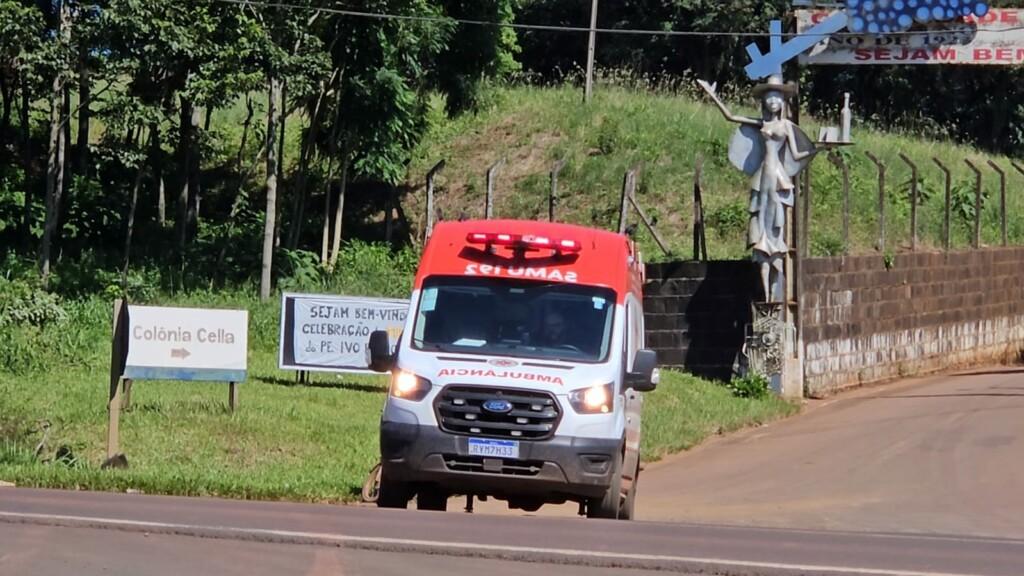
0, 277, 67, 328
325, 241, 418, 299
707, 202, 748, 239
727, 373, 771, 399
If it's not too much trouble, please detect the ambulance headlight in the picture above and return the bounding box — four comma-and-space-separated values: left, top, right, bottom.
569, 384, 613, 414
390, 371, 432, 402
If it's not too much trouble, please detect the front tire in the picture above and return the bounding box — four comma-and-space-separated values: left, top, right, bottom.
620, 460, 639, 520
587, 452, 624, 519
416, 486, 448, 511
376, 471, 411, 509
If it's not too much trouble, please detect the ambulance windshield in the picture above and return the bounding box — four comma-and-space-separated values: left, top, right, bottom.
412, 277, 616, 363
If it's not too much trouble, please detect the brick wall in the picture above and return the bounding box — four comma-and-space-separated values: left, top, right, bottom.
802, 248, 1024, 397
643, 261, 757, 381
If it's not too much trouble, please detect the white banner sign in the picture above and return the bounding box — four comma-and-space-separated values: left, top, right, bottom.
279, 293, 409, 373
124, 305, 249, 382
798, 9, 1024, 65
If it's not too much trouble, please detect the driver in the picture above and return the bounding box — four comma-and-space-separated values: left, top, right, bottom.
538, 310, 568, 347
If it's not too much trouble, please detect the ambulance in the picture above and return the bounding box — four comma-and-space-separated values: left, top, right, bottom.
368, 219, 658, 519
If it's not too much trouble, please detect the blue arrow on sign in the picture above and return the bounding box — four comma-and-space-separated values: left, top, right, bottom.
744, 12, 850, 80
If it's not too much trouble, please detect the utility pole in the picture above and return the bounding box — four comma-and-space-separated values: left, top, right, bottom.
584, 0, 598, 103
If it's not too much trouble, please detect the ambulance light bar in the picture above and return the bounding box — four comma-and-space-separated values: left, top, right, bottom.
466, 232, 582, 253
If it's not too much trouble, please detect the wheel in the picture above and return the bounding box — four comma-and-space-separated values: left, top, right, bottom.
619, 460, 639, 521
587, 451, 624, 519
416, 486, 448, 511
376, 470, 411, 509
361, 463, 382, 503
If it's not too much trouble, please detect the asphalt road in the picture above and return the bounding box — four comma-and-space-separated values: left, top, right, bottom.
2, 368, 1023, 575
638, 367, 1024, 538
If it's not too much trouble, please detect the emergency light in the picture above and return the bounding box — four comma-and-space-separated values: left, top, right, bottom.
466, 232, 583, 253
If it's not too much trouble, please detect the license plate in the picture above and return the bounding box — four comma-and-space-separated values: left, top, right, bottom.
468, 438, 519, 459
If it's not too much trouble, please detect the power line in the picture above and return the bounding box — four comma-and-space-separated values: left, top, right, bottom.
212, 0, 782, 38
213, 0, 1024, 39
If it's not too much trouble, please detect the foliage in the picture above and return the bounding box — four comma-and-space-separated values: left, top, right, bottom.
811, 233, 845, 257
0, 276, 67, 328
707, 202, 747, 239
325, 240, 419, 299
727, 373, 771, 399
951, 178, 987, 227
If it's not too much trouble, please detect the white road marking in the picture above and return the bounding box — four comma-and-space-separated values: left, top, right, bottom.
0, 511, 988, 576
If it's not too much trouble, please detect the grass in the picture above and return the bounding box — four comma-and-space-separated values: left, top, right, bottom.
642, 371, 797, 462
404, 81, 1023, 260
0, 292, 795, 502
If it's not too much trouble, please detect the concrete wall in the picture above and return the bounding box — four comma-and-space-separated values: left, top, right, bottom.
802, 248, 1024, 397
643, 261, 757, 382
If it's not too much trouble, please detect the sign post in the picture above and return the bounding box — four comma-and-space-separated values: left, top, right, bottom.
105, 303, 249, 465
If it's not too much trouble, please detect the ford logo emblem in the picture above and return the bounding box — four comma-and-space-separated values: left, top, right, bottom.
482, 399, 513, 414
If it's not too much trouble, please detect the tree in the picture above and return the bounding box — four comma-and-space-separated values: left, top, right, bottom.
39, 0, 72, 284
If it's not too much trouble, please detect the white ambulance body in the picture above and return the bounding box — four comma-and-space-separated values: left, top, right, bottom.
368, 220, 658, 519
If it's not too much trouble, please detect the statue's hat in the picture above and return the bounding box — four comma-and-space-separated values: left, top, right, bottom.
752, 74, 798, 99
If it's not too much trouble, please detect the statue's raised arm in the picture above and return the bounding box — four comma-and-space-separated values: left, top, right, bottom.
785, 122, 815, 162
697, 80, 761, 127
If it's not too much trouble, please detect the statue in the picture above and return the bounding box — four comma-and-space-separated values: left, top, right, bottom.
697, 75, 816, 303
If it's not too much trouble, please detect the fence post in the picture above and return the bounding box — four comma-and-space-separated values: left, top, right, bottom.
424, 160, 445, 242
802, 163, 812, 257
693, 155, 707, 261
618, 169, 636, 235
485, 158, 505, 220
550, 159, 566, 223
628, 194, 671, 257
865, 151, 886, 253
828, 151, 851, 255
106, 299, 128, 462
933, 158, 952, 251
987, 160, 1007, 246
964, 159, 982, 248
898, 152, 919, 251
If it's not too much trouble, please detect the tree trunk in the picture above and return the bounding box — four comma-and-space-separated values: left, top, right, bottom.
0, 75, 11, 135
187, 103, 201, 227
176, 96, 192, 254
329, 148, 350, 269
123, 133, 149, 280
175, 95, 201, 251
204, 106, 213, 132
150, 122, 165, 225
274, 79, 286, 249
40, 79, 65, 282
40, 1, 71, 284
320, 162, 334, 265
320, 95, 343, 265
286, 84, 328, 249
261, 74, 281, 301
20, 76, 32, 241
61, 88, 72, 212
236, 95, 254, 174
76, 47, 90, 176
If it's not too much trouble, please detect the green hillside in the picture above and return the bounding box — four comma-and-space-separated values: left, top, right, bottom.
402, 83, 1023, 261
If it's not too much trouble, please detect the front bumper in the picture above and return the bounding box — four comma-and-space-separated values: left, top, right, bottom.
380, 421, 620, 500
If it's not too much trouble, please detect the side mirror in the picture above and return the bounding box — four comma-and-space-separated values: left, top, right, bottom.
368, 330, 395, 373
626, 349, 659, 392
